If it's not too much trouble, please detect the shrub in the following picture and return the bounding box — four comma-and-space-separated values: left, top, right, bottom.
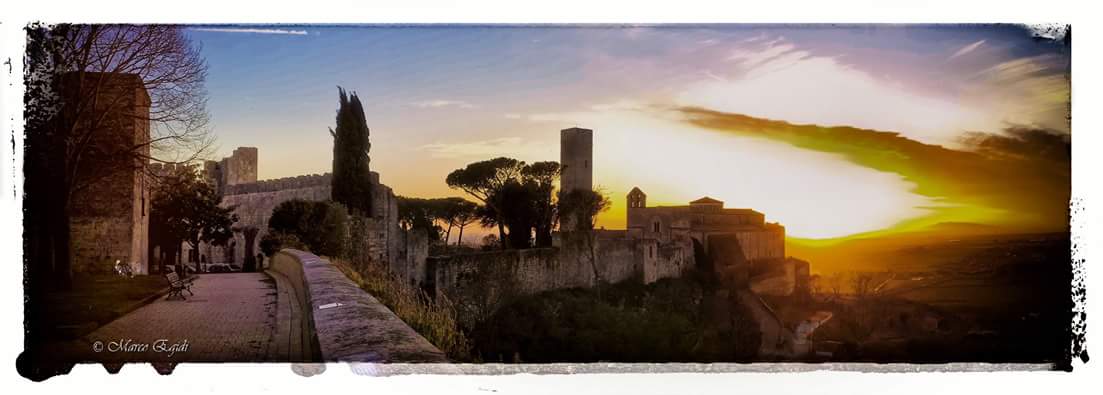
331, 258, 471, 360
267, 199, 349, 257
468, 272, 761, 362
259, 232, 305, 257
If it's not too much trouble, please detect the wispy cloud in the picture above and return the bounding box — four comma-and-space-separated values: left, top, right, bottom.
729, 42, 796, 68
684, 38, 984, 145
418, 137, 542, 159
190, 27, 309, 35
969, 54, 1070, 132
409, 99, 476, 109
948, 39, 986, 60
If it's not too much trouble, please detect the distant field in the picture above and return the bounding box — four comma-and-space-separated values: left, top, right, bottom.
791, 232, 1071, 311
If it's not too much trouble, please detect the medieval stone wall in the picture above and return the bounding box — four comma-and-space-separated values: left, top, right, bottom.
212, 181, 331, 264
197, 171, 406, 272
643, 236, 696, 284
729, 226, 786, 262
423, 230, 696, 321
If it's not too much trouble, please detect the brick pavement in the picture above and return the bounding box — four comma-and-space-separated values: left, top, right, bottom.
77, 273, 284, 362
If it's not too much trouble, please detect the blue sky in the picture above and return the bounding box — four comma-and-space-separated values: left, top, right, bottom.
187, 25, 1069, 238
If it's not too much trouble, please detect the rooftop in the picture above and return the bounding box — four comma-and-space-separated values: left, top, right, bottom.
690, 196, 724, 205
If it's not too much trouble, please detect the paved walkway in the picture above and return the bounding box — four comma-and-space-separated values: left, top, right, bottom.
76, 273, 285, 362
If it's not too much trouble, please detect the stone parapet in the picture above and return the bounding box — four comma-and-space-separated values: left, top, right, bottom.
271, 249, 447, 363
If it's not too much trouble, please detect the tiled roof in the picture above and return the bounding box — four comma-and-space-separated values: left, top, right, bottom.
690, 196, 724, 204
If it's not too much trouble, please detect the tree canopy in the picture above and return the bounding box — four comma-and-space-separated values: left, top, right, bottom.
267, 199, 349, 258
557, 188, 612, 232
397, 196, 481, 246
445, 158, 562, 249
150, 165, 237, 274
329, 87, 373, 217
446, 157, 525, 248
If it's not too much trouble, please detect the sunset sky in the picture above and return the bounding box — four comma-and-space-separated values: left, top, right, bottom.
188, 25, 1070, 240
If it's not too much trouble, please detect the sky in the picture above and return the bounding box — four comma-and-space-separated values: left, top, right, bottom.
187, 25, 1070, 240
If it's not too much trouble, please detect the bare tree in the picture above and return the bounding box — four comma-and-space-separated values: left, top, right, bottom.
852, 273, 876, 300
826, 272, 844, 300
25, 24, 214, 289
452, 204, 480, 247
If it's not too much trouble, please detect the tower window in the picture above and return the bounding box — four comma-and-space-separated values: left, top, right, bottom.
584, 160, 588, 168
653, 222, 660, 233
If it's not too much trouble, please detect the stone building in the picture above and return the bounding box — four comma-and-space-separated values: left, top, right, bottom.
625, 191, 785, 261
624, 189, 807, 295
65, 72, 151, 275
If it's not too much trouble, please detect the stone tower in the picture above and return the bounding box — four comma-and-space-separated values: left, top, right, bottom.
63, 72, 151, 275
223, 147, 258, 186
560, 127, 593, 193
560, 127, 593, 231
627, 187, 647, 209
202, 147, 259, 195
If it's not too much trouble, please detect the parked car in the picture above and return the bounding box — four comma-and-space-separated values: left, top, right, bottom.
207, 263, 234, 273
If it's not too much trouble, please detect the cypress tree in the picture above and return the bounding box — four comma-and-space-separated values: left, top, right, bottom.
329, 87, 373, 216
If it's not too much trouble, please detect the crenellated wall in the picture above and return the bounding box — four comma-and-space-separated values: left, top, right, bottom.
222, 173, 331, 196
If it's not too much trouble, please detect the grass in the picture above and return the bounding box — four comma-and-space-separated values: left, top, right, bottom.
331, 258, 471, 360
31, 274, 168, 340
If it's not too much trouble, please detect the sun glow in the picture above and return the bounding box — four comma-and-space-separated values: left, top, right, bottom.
677, 55, 989, 147
530, 106, 935, 239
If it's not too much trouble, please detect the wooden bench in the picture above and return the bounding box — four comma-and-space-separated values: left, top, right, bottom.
165, 272, 195, 300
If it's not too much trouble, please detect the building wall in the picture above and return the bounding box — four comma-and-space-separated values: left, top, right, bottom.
730, 227, 785, 262
67, 73, 151, 275
423, 230, 696, 322
643, 236, 696, 284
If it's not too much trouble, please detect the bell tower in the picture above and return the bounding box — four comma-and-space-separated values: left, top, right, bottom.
627, 187, 647, 209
